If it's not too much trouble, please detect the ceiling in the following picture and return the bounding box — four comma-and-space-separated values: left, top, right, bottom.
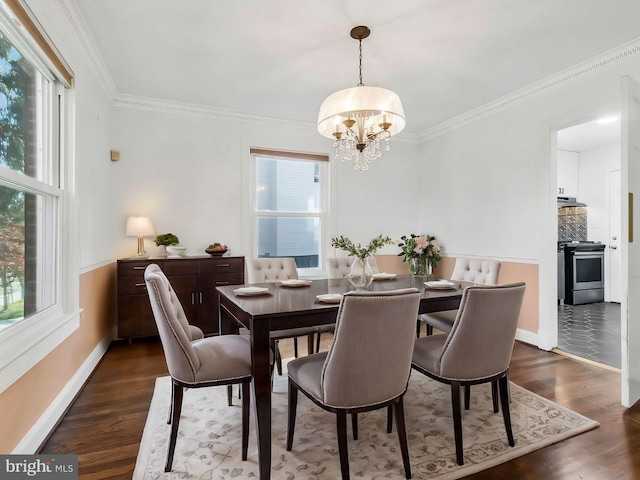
557, 116, 621, 152
71, 0, 640, 137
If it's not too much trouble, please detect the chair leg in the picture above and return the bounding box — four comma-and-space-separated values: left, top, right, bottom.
166, 382, 183, 472
394, 398, 412, 480
273, 340, 283, 376
167, 384, 174, 424
286, 380, 298, 451
241, 381, 250, 460
227, 385, 233, 406
351, 413, 358, 440
499, 375, 515, 447
416, 319, 421, 338
307, 333, 315, 355
316, 331, 322, 353
387, 405, 393, 433
491, 380, 499, 413
426, 324, 433, 336
336, 410, 351, 480
464, 385, 470, 410
293, 337, 298, 358
451, 381, 464, 466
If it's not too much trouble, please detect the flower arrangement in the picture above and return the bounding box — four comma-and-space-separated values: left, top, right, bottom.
331, 234, 393, 260
397, 234, 443, 270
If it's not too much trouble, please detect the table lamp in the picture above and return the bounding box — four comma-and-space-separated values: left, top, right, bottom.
126, 215, 155, 257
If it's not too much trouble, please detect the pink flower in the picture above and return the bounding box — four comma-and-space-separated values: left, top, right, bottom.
415, 236, 429, 249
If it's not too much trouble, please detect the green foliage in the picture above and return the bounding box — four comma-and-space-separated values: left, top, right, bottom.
0, 299, 23, 320
330, 234, 393, 260
154, 233, 180, 246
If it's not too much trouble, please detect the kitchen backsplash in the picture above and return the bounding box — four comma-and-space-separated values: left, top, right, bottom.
558, 206, 587, 241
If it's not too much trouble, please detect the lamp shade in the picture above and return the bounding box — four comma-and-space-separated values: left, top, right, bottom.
317, 85, 406, 138
126, 215, 155, 237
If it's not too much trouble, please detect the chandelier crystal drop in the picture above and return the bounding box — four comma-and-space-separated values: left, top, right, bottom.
317, 26, 405, 173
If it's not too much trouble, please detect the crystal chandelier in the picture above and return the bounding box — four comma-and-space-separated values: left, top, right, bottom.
317, 26, 405, 172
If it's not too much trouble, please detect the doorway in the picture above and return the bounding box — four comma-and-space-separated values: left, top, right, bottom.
556, 117, 622, 369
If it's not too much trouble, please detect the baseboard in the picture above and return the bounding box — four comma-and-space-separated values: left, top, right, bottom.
12, 331, 114, 453
515, 327, 538, 347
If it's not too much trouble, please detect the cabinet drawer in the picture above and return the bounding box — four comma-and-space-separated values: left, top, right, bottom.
118, 277, 149, 295
201, 272, 244, 288
199, 257, 244, 274
118, 261, 158, 277
163, 260, 199, 276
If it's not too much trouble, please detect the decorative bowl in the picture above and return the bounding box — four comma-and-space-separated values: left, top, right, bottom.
205, 247, 228, 256
166, 245, 187, 257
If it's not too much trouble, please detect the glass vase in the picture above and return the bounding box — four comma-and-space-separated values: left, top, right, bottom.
410, 257, 434, 279
409, 257, 428, 276
347, 257, 373, 289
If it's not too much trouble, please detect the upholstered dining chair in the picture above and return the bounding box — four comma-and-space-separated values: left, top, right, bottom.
411, 282, 526, 466
287, 288, 421, 480
312, 256, 382, 353
418, 258, 501, 337
144, 264, 252, 472
247, 257, 316, 375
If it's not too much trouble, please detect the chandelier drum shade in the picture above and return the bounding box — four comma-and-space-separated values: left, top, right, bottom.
317, 26, 405, 172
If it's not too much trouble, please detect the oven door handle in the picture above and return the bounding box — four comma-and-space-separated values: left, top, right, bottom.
572, 251, 604, 257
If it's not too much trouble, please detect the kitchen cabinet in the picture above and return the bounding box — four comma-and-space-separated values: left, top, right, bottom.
117, 256, 244, 339
557, 150, 579, 198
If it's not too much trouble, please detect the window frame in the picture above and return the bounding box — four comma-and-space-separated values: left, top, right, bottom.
0, 2, 79, 395
249, 148, 330, 278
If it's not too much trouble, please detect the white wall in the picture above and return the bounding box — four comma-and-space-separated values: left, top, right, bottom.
109, 106, 421, 261
26, 0, 115, 272
417, 45, 640, 347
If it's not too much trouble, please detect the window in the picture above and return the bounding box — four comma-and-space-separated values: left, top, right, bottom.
0, 27, 60, 331
0, 1, 77, 394
251, 148, 328, 277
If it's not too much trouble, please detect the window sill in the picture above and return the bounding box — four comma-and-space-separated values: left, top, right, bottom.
0, 308, 81, 395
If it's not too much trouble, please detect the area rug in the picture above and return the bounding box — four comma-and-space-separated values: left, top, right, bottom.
133, 364, 598, 479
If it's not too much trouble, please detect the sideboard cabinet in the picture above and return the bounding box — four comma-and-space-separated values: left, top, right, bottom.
117, 255, 244, 339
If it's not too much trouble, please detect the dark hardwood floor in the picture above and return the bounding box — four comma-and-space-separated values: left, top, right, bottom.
41, 330, 640, 479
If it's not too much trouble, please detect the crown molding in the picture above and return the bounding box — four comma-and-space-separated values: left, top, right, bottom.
112, 93, 317, 130
416, 38, 640, 142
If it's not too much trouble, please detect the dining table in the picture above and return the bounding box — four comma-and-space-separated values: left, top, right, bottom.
216, 274, 471, 480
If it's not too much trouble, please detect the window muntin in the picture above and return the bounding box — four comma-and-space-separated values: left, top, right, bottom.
254, 154, 327, 275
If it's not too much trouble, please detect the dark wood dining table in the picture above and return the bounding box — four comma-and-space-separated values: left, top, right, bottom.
216, 275, 469, 480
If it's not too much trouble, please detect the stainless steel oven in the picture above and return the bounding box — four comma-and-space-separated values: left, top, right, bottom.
563, 242, 605, 305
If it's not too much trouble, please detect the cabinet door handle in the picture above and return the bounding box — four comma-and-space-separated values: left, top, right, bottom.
133, 266, 146, 270
216, 281, 230, 286
218, 263, 230, 268
134, 283, 146, 288
199, 292, 203, 304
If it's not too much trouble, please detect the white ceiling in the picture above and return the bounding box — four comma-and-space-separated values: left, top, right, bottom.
557, 116, 621, 152
71, 0, 640, 137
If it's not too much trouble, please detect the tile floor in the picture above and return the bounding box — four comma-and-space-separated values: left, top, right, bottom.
557, 301, 621, 369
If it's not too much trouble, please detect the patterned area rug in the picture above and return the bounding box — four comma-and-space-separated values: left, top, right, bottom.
134, 364, 598, 479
